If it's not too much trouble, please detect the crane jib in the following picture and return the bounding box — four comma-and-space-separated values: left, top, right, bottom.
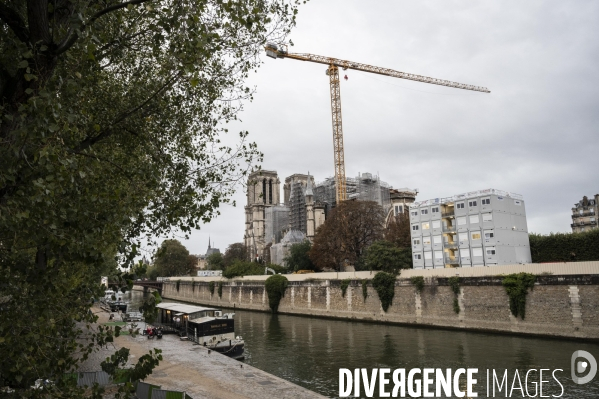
282, 52, 490, 93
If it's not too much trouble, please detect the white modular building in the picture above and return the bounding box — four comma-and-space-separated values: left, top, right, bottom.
409, 189, 532, 269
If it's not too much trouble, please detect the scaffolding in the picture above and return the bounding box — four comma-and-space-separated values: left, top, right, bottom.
288, 182, 307, 234
265, 205, 289, 244
314, 177, 358, 209
356, 172, 391, 210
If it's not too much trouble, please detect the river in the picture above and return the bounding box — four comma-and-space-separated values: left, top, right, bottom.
124, 290, 599, 398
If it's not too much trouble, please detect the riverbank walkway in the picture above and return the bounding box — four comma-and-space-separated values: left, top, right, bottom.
90, 308, 325, 398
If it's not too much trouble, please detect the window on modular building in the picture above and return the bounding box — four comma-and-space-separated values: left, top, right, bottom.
484, 230, 494, 238
431, 207, 439, 213
433, 235, 442, 244
424, 251, 433, 260
469, 215, 480, 224
469, 200, 477, 207
413, 239, 421, 245
432, 220, 441, 228
434, 251, 443, 260
421, 209, 428, 215
471, 231, 481, 240
472, 248, 483, 257
422, 222, 430, 230
457, 216, 467, 225
482, 213, 493, 222
486, 247, 496, 255
459, 232, 469, 242
414, 253, 422, 260
411, 210, 418, 216
514, 200, 522, 206
482, 198, 491, 205
412, 224, 419, 231
456, 202, 465, 209
423, 237, 431, 246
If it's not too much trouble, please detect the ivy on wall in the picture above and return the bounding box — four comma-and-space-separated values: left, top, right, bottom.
372, 272, 396, 312
502, 273, 536, 319
410, 276, 424, 293
362, 280, 368, 302
265, 275, 289, 313
340, 279, 351, 298
208, 281, 215, 296
217, 282, 223, 298
529, 229, 599, 263
448, 277, 460, 314
176, 279, 181, 292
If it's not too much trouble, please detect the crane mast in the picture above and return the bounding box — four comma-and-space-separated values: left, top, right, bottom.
265, 44, 490, 204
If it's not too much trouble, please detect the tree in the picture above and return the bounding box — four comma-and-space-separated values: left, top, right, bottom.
207, 252, 225, 270
153, 240, 192, 277
309, 201, 385, 271
360, 241, 412, 275
223, 243, 248, 267
385, 212, 411, 248
284, 241, 315, 271
0, 1, 301, 395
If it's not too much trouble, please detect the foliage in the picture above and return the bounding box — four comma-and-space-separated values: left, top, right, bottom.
372, 272, 396, 312
207, 252, 225, 271
223, 260, 286, 279
448, 277, 461, 295
223, 243, 249, 267
191, 279, 197, 292
448, 277, 461, 314
208, 281, 215, 296
131, 261, 148, 279
218, 282, 223, 298
284, 241, 316, 271
410, 276, 425, 293
529, 230, 599, 263
0, 0, 301, 394
310, 201, 386, 271
502, 273, 536, 319
265, 275, 289, 313
140, 291, 162, 324
360, 241, 412, 275
453, 298, 461, 314
153, 240, 193, 277
100, 347, 162, 398
340, 279, 351, 298
362, 280, 369, 302
385, 212, 412, 248
176, 279, 181, 292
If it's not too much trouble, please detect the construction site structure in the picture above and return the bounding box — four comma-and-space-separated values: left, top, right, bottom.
265, 44, 490, 206
265, 205, 290, 244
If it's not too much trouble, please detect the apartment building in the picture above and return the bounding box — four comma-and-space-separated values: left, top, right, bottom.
409, 189, 532, 269
571, 195, 598, 233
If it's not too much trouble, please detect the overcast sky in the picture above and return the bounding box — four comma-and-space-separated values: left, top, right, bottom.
148, 0, 599, 257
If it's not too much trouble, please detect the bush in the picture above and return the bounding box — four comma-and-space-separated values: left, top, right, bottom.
372, 272, 396, 312
265, 275, 289, 313
529, 229, 599, 263
448, 276, 461, 314
362, 280, 368, 302
208, 281, 215, 296
410, 276, 424, 293
284, 241, 316, 271
217, 282, 223, 298
223, 260, 286, 279
502, 273, 536, 319
340, 279, 350, 297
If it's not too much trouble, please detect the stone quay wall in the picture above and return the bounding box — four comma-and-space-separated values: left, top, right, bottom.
161, 262, 599, 340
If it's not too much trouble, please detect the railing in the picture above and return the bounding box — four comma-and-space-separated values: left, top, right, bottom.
442, 225, 455, 232
573, 211, 596, 218
444, 257, 459, 264
441, 211, 454, 218
443, 242, 458, 249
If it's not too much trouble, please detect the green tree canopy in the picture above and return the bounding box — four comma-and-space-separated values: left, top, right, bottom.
284, 240, 315, 271
0, 0, 302, 395
223, 242, 248, 267
207, 252, 225, 270
153, 239, 192, 277
360, 240, 412, 275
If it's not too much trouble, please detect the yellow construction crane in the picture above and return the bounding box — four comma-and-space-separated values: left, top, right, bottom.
265, 43, 490, 204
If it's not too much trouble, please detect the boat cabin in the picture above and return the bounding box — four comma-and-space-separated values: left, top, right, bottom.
155, 303, 220, 332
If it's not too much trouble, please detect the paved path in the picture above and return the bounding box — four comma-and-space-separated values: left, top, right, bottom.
90, 307, 326, 398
